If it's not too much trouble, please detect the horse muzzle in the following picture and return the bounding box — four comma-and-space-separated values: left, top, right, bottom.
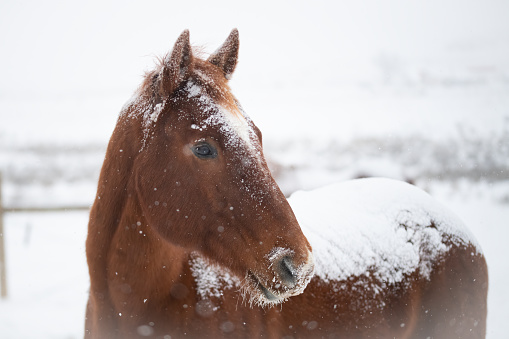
248, 248, 315, 305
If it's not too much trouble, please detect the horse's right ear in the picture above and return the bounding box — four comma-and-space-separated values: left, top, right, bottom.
208, 29, 239, 80
159, 30, 194, 97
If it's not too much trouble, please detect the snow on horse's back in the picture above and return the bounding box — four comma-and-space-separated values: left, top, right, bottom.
286, 178, 487, 338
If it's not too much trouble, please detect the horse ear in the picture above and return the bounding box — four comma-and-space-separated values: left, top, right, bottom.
160, 30, 194, 97
208, 29, 239, 80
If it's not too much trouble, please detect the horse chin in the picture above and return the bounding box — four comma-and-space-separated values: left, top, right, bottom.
243, 270, 308, 308
242, 271, 286, 307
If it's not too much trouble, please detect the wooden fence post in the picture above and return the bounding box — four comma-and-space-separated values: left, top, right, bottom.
0, 172, 7, 299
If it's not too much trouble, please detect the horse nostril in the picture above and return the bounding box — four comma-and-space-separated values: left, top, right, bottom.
278, 257, 297, 288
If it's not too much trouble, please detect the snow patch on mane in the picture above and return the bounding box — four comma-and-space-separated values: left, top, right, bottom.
288, 178, 481, 284
118, 88, 157, 152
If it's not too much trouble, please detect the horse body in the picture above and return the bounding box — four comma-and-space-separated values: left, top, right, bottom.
284, 179, 488, 338
85, 30, 488, 338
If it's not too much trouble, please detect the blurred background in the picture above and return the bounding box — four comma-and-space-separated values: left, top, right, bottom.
1, 0, 508, 337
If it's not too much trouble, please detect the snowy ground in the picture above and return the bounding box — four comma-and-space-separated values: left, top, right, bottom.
0, 183, 507, 338
1, 1, 508, 338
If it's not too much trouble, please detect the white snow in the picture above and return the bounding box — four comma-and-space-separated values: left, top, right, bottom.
216, 107, 252, 147
0, 212, 89, 338
0, 0, 508, 338
150, 103, 164, 123
288, 178, 479, 284
189, 253, 240, 299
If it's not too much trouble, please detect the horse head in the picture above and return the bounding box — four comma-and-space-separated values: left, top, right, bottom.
120, 29, 314, 306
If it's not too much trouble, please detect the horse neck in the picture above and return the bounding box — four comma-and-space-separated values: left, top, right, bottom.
88, 115, 189, 297
110, 193, 189, 294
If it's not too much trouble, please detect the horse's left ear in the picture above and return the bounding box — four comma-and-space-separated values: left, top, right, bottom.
159, 30, 194, 97
208, 29, 239, 80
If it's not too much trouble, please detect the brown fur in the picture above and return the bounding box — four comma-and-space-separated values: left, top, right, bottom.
85, 30, 488, 338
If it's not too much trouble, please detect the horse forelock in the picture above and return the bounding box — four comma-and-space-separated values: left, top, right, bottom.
136, 55, 238, 111
183, 58, 243, 119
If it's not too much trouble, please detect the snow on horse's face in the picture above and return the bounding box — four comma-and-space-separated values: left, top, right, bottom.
132, 30, 314, 306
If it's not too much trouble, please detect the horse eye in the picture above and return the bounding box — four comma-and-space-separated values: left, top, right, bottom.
192, 143, 217, 159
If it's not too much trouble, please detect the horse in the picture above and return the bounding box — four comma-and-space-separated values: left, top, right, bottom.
85, 29, 488, 338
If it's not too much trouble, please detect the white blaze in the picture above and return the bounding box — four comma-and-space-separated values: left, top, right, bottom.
219, 105, 253, 147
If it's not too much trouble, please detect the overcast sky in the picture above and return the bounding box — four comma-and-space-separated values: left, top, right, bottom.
1, 0, 508, 96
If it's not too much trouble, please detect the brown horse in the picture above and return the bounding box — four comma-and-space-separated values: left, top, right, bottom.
85, 30, 488, 338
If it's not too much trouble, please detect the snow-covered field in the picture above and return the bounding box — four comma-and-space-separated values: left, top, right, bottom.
1, 1, 508, 338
